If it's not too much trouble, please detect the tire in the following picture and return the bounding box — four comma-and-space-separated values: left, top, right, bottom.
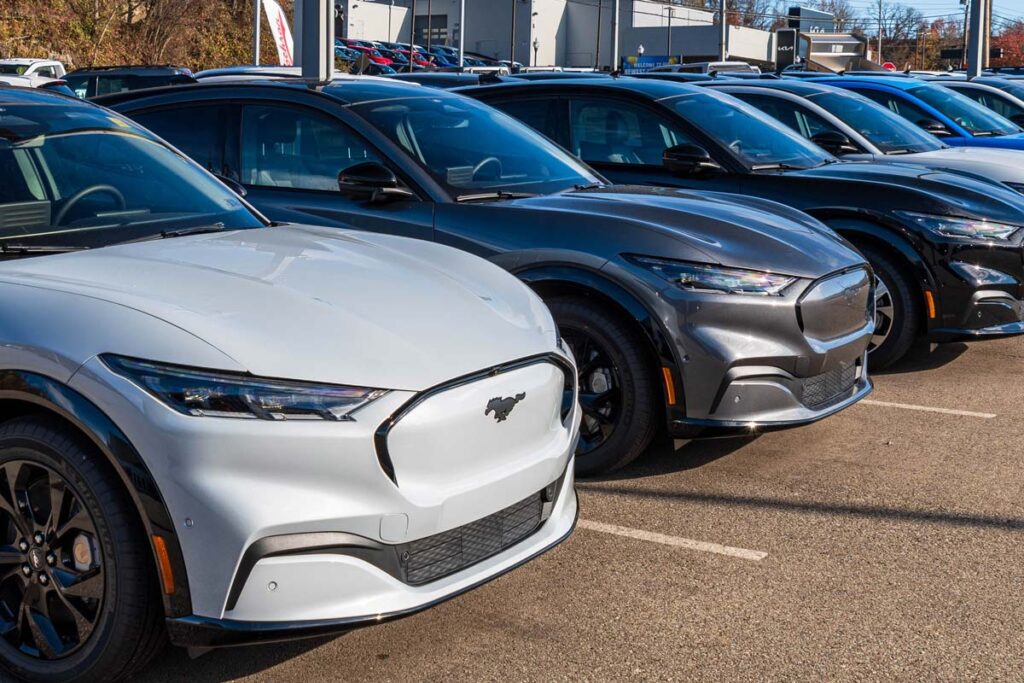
0, 416, 165, 683
547, 296, 660, 476
857, 243, 921, 370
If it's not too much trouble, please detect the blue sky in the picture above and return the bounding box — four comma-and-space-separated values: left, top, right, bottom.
843, 0, 1023, 29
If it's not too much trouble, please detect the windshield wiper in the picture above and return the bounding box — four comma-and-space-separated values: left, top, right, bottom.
455, 191, 537, 202
116, 223, 227, 245
0, 243, 90, 256
572, 182, 606, 191
750, 162, 809, 171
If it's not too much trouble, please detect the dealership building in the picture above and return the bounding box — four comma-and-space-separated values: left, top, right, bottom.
337, 0, 777, 68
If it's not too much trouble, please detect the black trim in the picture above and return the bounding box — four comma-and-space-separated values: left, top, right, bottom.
0, 371, 192, 617
166, 493, 578, 649
224, 465, 570, 612
372, 352, 576, 485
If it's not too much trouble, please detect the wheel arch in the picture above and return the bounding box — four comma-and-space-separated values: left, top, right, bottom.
0, 370, 191, 618
512, 264, 686, 423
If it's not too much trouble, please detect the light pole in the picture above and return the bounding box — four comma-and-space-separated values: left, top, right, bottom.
252, 0, 261, 65
595, 0, 602, 70
510, 0, 517, 64
458, 0, 465, 67
533, 36, 539, 66
666, 5, 672, 58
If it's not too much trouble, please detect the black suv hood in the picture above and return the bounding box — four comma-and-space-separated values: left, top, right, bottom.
791, 161, 1024, 224
499, 185, 865, 279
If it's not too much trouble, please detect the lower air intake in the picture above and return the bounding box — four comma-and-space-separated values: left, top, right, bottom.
399, 494, 543, 585
801, 364, 858, 410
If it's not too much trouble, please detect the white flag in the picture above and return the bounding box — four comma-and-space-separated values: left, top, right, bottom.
262, 0, 295, 66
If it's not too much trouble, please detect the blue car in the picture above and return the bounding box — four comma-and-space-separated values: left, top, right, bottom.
815, 76, 1024, 151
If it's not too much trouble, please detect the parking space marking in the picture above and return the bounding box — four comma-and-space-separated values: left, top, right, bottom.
578, 519, 768, 561
860, 399, 997, 419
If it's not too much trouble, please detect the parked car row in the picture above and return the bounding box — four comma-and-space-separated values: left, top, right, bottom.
1, 62, 1023, 681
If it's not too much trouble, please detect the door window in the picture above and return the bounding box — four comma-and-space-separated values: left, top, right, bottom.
851, 89, 935, 126
489, 98, 563, 143
568, 98, 694, 165
131, 105, 228, 174
736, 93, 841, 141
240, 105, 383, 191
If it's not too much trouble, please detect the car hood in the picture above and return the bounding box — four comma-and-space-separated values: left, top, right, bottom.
791, 160, 1024, 223
906, 147, 1024, 185
0, 226, 557, 391
507, 185, 864, 278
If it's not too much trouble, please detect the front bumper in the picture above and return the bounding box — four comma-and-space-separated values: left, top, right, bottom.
648, 266, 874, 435
929, 289, 1024, 340
69, 352, 579, 640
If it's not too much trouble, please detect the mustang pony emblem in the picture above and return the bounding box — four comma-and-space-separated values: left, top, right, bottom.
485, 393, 526, 422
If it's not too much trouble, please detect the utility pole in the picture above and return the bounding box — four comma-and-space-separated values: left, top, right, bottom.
666, 4, 672, 58
595, 0, 602, 69
877, 0, 883, 63
718, 0, 728, 61
458, 0, 465, 67
967, 0, 986, 76
983, 0, 992, 68
611, 0, 620, 71
252, 0, 261, 65
510, 0, 516, 64
961, 0, 970, 69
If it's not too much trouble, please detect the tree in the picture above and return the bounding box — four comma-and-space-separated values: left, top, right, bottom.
993, 20, 1024, 67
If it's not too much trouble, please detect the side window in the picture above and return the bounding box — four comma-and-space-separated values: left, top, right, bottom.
852, 88, 933, 125
568, 98, 693, 165
240, 105, 383, 191
489, 98, 562, 143
737, 93, 841, 140
131, 105, 227, 174
35, 66, 57, 79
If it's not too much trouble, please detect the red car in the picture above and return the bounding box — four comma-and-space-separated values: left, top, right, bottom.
396, 49, 430, 67
349, 45, 392, 66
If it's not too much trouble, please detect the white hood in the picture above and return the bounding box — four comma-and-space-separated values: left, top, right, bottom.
909, 147, 1024, 186
0, 226, 557, 391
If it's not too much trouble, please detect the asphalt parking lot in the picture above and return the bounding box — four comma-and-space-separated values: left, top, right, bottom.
139, 336, 1024, 682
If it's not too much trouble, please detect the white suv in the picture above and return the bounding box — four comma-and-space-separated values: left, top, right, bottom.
0, 59, 66, 84
0, 87, 578, 682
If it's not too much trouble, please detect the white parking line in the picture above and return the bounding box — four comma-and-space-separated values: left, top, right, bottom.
860, 399, 997, 419
578, 519, 768, 562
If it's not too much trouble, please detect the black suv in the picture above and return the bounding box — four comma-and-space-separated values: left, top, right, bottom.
67, 65, 195, 98
464, 77, 1024, 367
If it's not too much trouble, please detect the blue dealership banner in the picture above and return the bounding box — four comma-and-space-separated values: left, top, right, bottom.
621, 55, 681, 74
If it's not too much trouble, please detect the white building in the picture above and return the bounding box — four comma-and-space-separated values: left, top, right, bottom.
339, 0, 776, 68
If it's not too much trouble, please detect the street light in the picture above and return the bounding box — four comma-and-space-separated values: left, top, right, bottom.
638, 44, 645, 58
533, 36, 539, 66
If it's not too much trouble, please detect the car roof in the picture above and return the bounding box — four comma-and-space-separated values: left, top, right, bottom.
458, 76, 699, 100
0, 58, 54, 65
702, 79, 842, 96
816, 75, 924, 90
68, 64, 192, 76
94, 75, 436, 109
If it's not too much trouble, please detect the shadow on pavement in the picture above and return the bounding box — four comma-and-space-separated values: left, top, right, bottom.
140, 636, 336, 682
587, 434, 760, 482
578, 485, 1024, 532
877, 341, 968, 376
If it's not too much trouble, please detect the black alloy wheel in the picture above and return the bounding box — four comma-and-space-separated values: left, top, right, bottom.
0, 460, 103, 660
548, 297, 659, 476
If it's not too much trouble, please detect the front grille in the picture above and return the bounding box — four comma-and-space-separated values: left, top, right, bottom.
399, 494, 543, 585
801, 364, 858, 409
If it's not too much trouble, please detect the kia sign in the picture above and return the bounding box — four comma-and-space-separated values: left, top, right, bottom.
776, 29, 798, 70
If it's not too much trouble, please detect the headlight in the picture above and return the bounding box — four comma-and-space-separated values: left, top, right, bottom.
626, 255, 797, 296
948, 261, 1018, 286
103, 355, 387, 421
895, 211, 1021, 241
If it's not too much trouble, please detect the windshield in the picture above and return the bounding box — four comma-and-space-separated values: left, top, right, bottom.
810, 91, 943, 153
351, 95, 601, 198
0, 93, 263, 249
0, 65, 29, 75
666, 91, 833, 169
910, 85, 1020, 136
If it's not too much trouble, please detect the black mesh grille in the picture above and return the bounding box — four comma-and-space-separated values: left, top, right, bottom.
802, 364, 858, 409
400, 494, 543, 585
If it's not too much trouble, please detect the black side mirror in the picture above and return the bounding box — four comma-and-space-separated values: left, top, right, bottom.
810, 130, 858, 155
662, 144, 723, 176
214, 174, 247, 198
338, 162, 416, 202
917, 118, 952, 137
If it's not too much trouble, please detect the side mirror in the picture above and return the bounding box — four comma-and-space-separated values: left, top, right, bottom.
338, 162, 415, 202
662, 144, 723, 176
916, 118, 952, 137
214, 174, 247, 198
810, 130, 858, 155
